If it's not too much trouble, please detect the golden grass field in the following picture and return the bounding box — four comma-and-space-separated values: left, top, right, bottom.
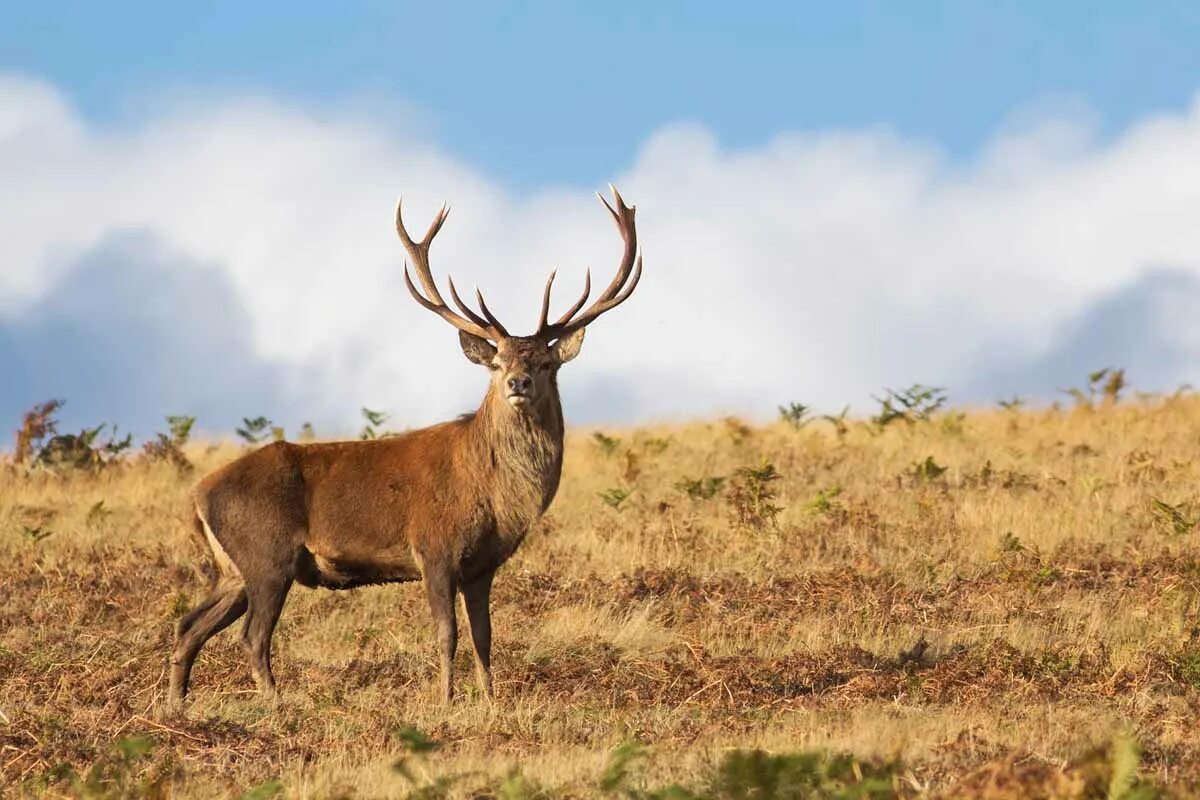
4, 391, 1200, 798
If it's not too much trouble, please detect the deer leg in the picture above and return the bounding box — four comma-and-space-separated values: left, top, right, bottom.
424, 566, 458, 703
460, 571, 495, 700
175, 591, 220, 640
169, 580, 248, 705
240, 575, 292, 698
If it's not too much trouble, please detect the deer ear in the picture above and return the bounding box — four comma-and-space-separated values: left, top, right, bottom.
459, 331, 497, 365
551, 328, 585, 363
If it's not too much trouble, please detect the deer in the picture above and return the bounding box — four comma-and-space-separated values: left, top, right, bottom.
168, 186, 643, 707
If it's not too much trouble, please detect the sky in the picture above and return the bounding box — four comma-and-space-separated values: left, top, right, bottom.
4, 3, 1200, 437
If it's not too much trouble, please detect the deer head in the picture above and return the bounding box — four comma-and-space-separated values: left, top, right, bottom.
396, 186, 643, 414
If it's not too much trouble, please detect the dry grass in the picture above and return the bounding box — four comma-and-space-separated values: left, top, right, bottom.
3, 395, 1200, 797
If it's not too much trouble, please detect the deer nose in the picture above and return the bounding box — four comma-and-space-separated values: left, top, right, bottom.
507, 375, 532, 394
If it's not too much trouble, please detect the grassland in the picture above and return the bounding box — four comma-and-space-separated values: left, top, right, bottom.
3, 391, 1200, 798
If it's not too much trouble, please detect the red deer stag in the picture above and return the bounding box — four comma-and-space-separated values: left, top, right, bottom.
169, 187, 643, 706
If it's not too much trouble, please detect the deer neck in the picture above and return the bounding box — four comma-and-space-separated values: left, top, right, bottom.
472, 384, 565, 537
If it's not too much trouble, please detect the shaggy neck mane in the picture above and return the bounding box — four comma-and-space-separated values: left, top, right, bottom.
468, 380, 566, 535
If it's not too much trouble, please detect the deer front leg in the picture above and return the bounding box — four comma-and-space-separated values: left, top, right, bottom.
423, 566, 458, 703
461, 571, 495, 700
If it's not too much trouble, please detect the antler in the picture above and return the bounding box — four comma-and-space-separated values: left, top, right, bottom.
396, 200, 509, 340
535, 185, 643, 340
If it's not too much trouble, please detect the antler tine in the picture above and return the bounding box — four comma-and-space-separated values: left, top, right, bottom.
551, 269, 591, 328
535, 270, 557, 334
396, 199, 450, 305
423, 202, 450, 242
538, 186, 641, 339
446, 275, 492, 330
535, 268, 595, 335
598, 183, 622, 223
396, 197, 507, 340
474, 288, 510, 337
581, 256, 641, 320
591, 187, 638, 303
403, 265, 492, 340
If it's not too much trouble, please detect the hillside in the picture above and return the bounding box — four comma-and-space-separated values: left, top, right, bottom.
3, 390, 1200, 797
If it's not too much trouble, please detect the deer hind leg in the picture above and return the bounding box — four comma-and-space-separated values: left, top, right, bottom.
170, 580, 248, 705
240, 574, 293, 698
460, 571, 495, 700
423, 565, 459, 703
170, 515, 249, 705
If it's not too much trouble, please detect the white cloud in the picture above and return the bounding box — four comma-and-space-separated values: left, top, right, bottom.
4, 73, 1200, 430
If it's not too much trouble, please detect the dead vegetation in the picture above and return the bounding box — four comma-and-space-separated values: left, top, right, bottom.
4, 388, 1200, 797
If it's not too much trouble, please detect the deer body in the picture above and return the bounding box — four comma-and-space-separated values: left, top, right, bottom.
169, 189, 641, 706
201, 387, 562, 592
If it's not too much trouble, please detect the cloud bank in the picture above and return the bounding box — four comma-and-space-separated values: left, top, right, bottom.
0, 231, 307, 434
3, 73, 1200, 436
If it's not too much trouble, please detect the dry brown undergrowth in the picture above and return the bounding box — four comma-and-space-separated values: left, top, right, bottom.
3, 395, 1200, 797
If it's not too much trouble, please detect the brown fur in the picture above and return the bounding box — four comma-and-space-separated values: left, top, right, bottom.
169, 332, 581, 705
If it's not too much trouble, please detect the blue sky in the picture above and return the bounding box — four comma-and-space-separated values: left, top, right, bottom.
7, 2, 1200, 186
5, 4, 1200, 436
